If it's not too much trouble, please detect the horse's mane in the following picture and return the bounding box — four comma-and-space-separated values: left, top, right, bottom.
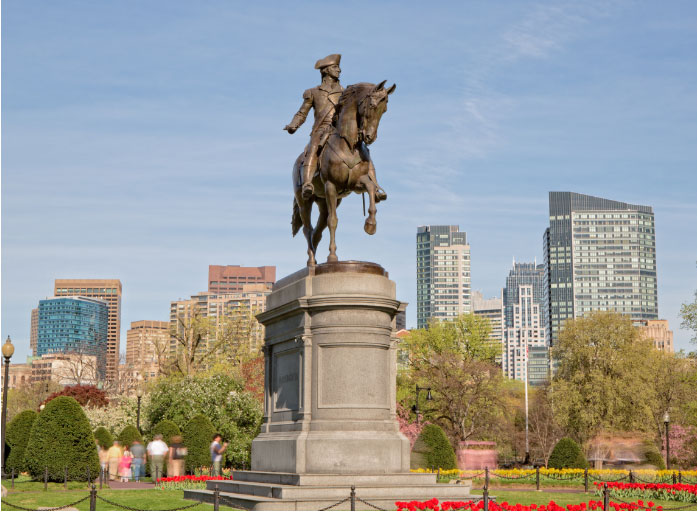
336, 82, 375, 110
332, 83, 375, 146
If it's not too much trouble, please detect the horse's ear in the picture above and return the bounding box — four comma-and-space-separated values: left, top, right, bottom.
375, 80, 387, 91
386, 83, 396, 95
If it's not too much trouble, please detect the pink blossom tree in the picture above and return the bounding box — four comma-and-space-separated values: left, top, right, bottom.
397, 402, 424, 449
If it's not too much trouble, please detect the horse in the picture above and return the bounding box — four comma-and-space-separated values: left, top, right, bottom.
291, 80, 396, 266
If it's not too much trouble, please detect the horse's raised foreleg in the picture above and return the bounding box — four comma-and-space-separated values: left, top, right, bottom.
324, 181, 339, 262
359, 175, 378, 235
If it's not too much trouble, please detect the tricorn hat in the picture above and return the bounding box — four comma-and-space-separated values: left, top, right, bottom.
315, 54, 341, 69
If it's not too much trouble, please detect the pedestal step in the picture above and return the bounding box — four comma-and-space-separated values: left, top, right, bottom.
232, 470, 440, 486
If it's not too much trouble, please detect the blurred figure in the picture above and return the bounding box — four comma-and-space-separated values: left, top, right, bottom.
119, 447, 133, 482
130, 440, 146, 482
106, 441, 123, 481
168, 435, 187, 477
147, 434, 168, 480
210, 433, 228, 477
96, 440, 109, 478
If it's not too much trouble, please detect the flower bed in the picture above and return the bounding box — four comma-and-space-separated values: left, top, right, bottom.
155, 475, 233, 490
395, 498, 667, 511
594, 482, 697, 503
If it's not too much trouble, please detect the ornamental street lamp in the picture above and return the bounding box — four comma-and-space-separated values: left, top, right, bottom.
411, 384, 432, 425
663, 410, 670, 470
2, 336, 15, 475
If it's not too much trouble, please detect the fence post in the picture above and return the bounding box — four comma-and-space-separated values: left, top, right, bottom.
584, 467, 588, 493
536, 466, 540, 491
437, 468, 441, 481
89, 484, 97, 511
213, 484, 220, 511
64, 466, 68, 490
99, 467, 103, 489
483, 486, 489, 512
629, 470, 634, 483
11, 468, 15, 489
485, 467, 489, 489
350, 484, 356, 511
44, 466, 48, 491
603, 484, 609, 511
678, 471, 682, 483
673, 472, 677, 484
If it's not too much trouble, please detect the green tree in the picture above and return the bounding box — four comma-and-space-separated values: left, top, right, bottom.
6, 381, 62, 423
551, 312, 656, 443
680, 292, 697, 344
151, 420, 180, 444
404, 314, 506, 444
94, 426, 113, 449
410, 424, 458, 470
146, 374, 262, 467
24, 396, 100, 481
547, 437, 587, 469
5, 410, 38, 472
118, 425, 143, 448
183, 415, 216, 473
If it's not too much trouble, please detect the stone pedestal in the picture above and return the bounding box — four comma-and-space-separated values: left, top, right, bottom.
252, 261, 408, 474
186, 262, 476, 510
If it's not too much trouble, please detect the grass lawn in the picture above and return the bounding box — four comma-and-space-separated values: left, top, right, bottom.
470, 489, 686, 509
0, 488, 235, 511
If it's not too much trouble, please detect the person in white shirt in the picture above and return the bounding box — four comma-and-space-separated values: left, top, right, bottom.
147, 434, 169, 480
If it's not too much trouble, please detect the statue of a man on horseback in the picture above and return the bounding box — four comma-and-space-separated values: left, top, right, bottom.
284, 54, 387, 203
286, 54, 395, 266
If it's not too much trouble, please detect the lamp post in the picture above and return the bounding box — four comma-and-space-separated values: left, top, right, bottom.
136, 375, 144, 433
663, 411, 670, 470
411, 384, 432, 425
2, 336, 15, 475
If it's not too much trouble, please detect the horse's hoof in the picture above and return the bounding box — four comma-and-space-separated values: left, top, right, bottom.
364, 219, 377, 235
327, 254, 339, 263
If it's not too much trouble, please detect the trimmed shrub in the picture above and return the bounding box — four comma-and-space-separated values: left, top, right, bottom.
117, 425, 143, 448
410, 424, 458, 470
5, 410, 38, 473
24, 396, 100, 481
151, 419, 181, 445
94, 426, 114, 449
643, 440, 666, 470
548, 437, 588, 469
183, 415, 216, 473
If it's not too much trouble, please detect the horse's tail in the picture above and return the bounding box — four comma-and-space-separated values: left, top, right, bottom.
291, 199, 302, 237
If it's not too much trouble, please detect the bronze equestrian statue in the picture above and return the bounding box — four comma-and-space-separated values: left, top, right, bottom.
286, 55, 395, 265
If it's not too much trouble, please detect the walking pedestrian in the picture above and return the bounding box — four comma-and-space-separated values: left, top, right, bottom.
130, 440, 146, 482
147, 434, 169, 480
119, 448, 133, 482
168, 435, 187, 477
106, 441, 123, 481
210, 433, 228, 477
96, 440, 109, 477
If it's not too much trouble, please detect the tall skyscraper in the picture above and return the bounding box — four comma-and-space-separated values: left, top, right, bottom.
126, 320, 170, 380
30, 308, 39, 357
543, 192, 658, 344
54, 279, 122, 382
37, 296, 109, 379
416, 225, 471, 329
501, 263, 548, 385
208, 265, 276, 294
472, 291, 503, 359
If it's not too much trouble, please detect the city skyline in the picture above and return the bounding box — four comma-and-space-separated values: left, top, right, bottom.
3, 2, 696, 360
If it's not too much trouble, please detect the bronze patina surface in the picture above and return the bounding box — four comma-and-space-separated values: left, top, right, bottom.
286, 54, 395, 266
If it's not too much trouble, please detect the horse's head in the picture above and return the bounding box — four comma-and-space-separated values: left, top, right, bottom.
358, 80, 396, 145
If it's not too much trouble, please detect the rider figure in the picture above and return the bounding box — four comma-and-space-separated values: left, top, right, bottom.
284, 54, 387, 202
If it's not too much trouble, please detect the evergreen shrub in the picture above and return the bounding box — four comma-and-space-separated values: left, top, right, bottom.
24, 396, 100, 481
183, 415, 215, 473
5, 410, 38, 473
117, 425, 143, 448
548, 437, 588, 469
94, 426, 113, 449
151, 419, 181, 444
410, 424, 458, 470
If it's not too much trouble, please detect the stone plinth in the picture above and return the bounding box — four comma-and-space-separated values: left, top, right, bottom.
252, 261, 408, 474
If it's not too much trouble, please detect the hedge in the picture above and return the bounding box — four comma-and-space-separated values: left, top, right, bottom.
151, 419, 181, 445
183, 415, 216, 473
94, 426, 114, 449
548, 437, 588, 469
24, 396, 100, 481
5, 410, 38, 473
410, 424, 458, 470
117, 425, 143, 448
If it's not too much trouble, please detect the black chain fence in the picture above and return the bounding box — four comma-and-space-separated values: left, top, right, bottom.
318, 497, 351, 510
1, 496, 90, 511
490, 471, 532, 480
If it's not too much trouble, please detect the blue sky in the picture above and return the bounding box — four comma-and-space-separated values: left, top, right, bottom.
2, 1, 696, 361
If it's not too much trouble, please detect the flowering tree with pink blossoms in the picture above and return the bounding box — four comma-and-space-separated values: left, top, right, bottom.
397, 402, 424, 449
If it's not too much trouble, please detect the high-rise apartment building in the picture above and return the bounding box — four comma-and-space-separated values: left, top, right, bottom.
170, 283, 270, 365
543, 192, 657, 344
638, 319, 674, 353
416, 225, 471, 329
54, 279, 122, 381
37, 296, 109, 379
126, 320, 170, 380
472, 291, 503, 358
208, 265, 276, 294
30, 308, 39, 357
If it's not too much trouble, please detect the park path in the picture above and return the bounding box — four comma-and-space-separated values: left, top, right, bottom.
105, 480, 156, 490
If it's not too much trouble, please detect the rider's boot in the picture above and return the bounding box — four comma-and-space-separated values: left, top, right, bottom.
368, 168, 387, 202
301, 152, 317, 201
